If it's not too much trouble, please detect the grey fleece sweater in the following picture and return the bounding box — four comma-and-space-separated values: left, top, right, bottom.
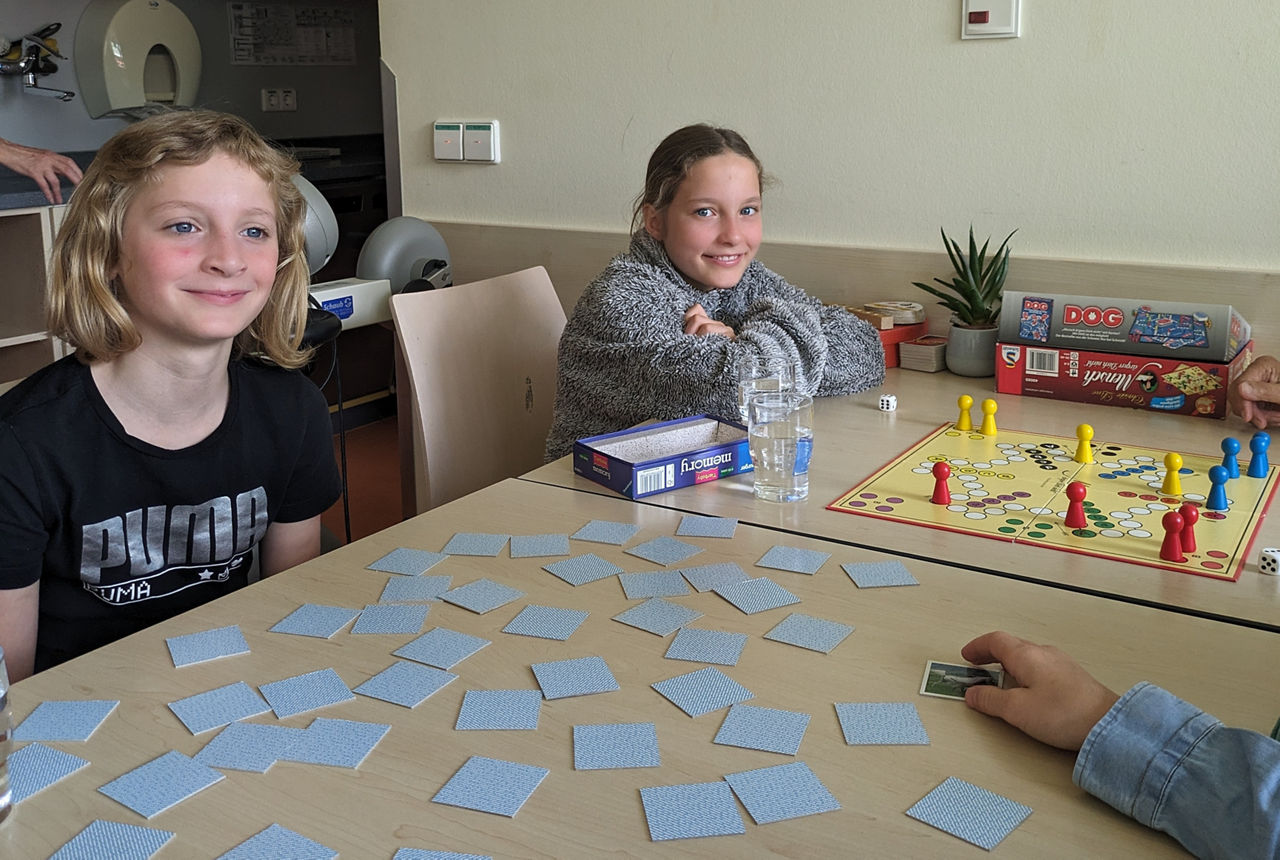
544, 231, 885, 460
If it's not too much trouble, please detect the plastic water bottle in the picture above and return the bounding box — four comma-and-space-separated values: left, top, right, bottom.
0, 645, 12, 823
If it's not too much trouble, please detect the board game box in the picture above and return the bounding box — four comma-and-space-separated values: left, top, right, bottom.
573, 415, 752, 499
828, 422, 1278, 581
995, 340, 1254, 419
998, 290, 1251, 362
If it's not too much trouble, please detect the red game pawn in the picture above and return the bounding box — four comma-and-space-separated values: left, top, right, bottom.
931, 462, 952, 505
1064, 481, 1088, 529
1159, 511, 1186, 563
1179, 503, 1199, 553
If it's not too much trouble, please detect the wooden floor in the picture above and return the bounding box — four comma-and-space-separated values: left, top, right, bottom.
321, 415, 402, 544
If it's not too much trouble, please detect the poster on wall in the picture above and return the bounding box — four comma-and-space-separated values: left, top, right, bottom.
228, 2, 357, 65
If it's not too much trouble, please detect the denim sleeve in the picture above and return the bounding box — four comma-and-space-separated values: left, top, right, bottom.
1074, 681, 1280, 859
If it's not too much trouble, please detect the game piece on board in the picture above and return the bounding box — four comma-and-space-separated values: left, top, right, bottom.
1248, 431, 1271, 478
979, 398, 997, 436
1260, 547, 1279, 576
1063, 481, 1088, 529
1160, 452, 1183, 496
955, 394, 973, 431
1179, 503, 1199, 553
930, 462, 951, 505
1206, 465, 1230, 511
1074, 424, 1094, 464
1159, 511, 1186, 563
1221, 437, 1241, 479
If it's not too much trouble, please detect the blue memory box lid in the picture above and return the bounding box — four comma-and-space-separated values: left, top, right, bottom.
573, 414, 752, 499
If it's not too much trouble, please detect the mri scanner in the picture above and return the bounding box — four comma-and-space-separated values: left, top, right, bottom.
75, 0, 202, 119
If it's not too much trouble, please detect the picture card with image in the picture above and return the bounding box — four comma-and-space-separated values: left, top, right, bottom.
919, 661, 1005, 700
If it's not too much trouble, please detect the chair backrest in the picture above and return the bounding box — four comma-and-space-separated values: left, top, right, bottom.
390, 266, 567, 515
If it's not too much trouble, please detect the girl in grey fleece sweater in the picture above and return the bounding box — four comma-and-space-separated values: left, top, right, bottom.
544, 125, 885, 460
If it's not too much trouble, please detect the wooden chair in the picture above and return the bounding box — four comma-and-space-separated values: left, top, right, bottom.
390, 266, 567, 516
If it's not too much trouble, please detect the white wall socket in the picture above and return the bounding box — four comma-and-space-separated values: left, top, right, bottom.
260, 88, 298, 112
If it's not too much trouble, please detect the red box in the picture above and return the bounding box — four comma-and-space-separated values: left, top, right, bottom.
878, 322, 928, 368
995, 340, 1254, 419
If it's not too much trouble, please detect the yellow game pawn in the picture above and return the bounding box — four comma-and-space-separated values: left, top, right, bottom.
1074, 424, 1094, 464
1161, 452, 1184, 496
956, 395, 973, 431
979, 398, 998, 436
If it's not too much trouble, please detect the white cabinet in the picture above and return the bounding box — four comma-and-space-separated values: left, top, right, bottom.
0, 205, 65, 385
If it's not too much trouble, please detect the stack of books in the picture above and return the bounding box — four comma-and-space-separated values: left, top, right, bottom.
899, 336, 948, 372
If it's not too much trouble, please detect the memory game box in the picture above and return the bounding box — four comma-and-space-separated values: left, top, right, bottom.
573, 415, 752, 499
995, 340, 1254, 419
998, 290, 1251, 362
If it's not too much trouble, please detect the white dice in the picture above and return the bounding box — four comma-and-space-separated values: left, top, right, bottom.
1261, 547, 1279, 576
879, 394, 898, 412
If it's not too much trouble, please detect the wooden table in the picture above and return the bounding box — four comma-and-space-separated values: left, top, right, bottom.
6, 479, 1278, 857
523, 369, 1280, 630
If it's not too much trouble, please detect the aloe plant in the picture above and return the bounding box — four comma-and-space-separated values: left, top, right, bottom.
912, 226, 1016, 328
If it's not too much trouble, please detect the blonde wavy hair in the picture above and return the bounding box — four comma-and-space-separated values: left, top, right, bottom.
46, 109, 313, 368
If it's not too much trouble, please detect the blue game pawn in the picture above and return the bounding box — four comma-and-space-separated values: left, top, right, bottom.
1247, 432, 1271, 479
1206, 465, 1230, 512
1221, 437, 1241, 479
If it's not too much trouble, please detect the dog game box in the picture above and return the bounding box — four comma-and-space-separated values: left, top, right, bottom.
998, 291, 1251, 362
995, 340, 1254, 419
573, 415, 752, 499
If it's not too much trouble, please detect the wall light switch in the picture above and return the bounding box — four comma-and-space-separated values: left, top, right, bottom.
463, 120, 500, 163
961, 0, 1020, 39
434, 121, 464, 161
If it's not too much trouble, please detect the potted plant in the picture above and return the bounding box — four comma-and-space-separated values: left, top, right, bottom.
912, 226, 1016, 377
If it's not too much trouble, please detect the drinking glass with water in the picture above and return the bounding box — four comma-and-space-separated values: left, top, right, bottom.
747, 391, 814, 502
735, 357, 796, 423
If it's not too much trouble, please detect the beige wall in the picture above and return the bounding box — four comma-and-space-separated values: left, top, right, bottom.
379, 1, 1280, 271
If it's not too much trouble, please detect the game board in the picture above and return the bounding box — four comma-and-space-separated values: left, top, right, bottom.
828, 424, 1278, 581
